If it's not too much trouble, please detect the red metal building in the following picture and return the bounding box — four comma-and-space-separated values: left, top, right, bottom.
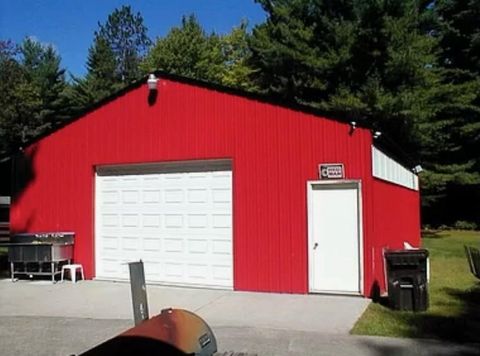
10, 73, 420, 296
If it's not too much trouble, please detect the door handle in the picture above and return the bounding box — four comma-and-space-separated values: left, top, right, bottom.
313, 242, 318, 250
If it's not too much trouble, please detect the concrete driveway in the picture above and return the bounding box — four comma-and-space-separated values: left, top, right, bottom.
0, 279, 479, 355
0, 278, 369, 333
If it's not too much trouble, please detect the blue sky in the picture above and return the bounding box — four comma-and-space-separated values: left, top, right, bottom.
0, 1, 266, 77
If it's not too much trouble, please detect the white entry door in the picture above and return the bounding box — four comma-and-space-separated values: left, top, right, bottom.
308, 182, 362, 294
95, 161, 233, 289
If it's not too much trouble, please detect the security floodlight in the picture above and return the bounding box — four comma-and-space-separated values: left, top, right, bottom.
349, 121, 357, 135
412, 165, 423, 174
147, 74, 158, 91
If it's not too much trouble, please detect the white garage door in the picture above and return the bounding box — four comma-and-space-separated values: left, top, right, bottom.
95, 160, 233, 289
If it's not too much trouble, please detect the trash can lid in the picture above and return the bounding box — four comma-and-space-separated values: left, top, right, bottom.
385, 249, 429, 257
385, 249, 429, 265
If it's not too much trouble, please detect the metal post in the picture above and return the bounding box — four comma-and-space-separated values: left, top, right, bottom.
128, 260, 149, 326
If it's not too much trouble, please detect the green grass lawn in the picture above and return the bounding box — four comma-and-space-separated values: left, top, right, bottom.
351, 230, 480, 342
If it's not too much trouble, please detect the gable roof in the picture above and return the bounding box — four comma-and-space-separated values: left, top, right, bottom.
1, 70, 416, 169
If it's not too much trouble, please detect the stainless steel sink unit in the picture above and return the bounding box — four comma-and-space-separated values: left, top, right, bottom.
6, 232, 74, 283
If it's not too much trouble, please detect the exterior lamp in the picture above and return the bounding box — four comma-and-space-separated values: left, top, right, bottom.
147, 74, 158, 91
349, 121, 357, 135
412, 165, 423, 174
147, 74, 158, 106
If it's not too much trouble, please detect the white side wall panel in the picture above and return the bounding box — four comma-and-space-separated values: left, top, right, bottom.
372, 146, 419, 191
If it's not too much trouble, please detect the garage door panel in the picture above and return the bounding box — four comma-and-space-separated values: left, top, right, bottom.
164, 262, 184, 278
187, 188, 208, 203
142, 190, 161, 203
121, 236, 140, 251
102, 259, 120, 274
142, 214, 161, 228
95, 166, 233, 288
120, 176, 141, 186
212, 214, 231, 228
142, 176, 161, 186
163, 238, 184, 253
100, 247, 122, 257
101, 236, 120, 251
188, 264, 209, 279
121, 214, 139, 227
213, 265, 233, 280
212, 188, 231, 203
212, 239, 231, 255
143, 261, 161, 277
188, 239, 208, 254
164, 189, 184, 203
140, 243, 161, 254
164, 214, 184, 228
187, 214, 208, 228
101, 190, 120, 203
101, 213, 120, 227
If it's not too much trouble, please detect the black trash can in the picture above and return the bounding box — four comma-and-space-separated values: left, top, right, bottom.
385, 249, 429, 312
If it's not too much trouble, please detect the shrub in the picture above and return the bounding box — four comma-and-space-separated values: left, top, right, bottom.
453, 220, 478, 231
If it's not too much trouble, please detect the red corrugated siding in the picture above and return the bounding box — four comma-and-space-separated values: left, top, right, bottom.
10, 78, 420, 295
370, 178, 421, 294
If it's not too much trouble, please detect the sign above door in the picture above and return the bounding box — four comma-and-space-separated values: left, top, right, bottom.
318, 163, 345, 179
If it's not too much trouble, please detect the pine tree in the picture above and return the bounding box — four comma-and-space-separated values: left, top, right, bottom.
0, 38, 68, 153
434, 0, 480, 173
250, 0, 439, 152
67, 36, 122, 109
0, 40, 40, 153
417, 0, 480, 225
20, 38, 69, 126
86, 35, 117, 90
67, 5, 151, 110
96, 5, 151, 82
437, 0, 480, 74
249, 0, 479, 226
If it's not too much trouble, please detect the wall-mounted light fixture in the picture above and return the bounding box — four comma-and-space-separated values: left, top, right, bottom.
147, 74, 159, 106
147, 74, 158, 91
349, 121, 357, 135
412, 165, 423, 174
373, 131, 382, 139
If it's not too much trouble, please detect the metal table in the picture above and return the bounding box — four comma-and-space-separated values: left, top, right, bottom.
7, 242, 73, 283
4, 232, 75, 283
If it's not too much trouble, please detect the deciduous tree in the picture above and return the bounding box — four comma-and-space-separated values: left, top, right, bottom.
142, 15, 256, 90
